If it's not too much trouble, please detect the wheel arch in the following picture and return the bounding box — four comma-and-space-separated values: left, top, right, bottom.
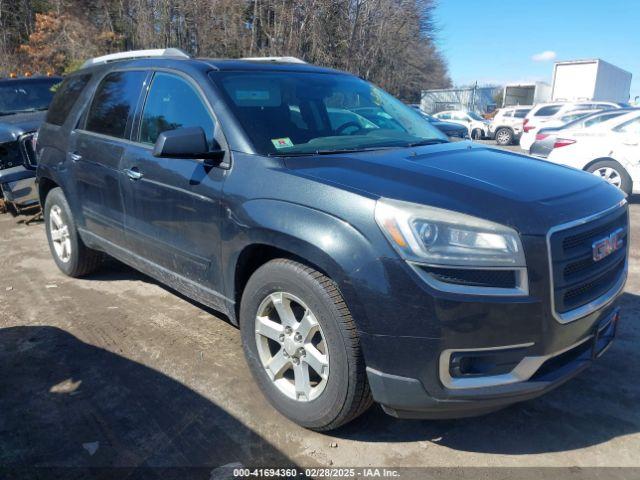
38, 176, 59, 208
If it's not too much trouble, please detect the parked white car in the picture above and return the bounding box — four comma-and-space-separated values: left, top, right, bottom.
519, 101, 624, 151
546, 110, 640, 195
488, 106, 531, 145
433, 110, 489, 139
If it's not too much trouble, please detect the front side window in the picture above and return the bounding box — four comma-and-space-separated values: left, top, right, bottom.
140, 73, 215, 145
0, 77, 61, 117
86, 70, 147, 139
211, 71, 445, 155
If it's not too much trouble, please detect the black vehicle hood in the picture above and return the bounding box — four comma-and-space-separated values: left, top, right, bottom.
431, 120, 467, 132
283, 141, 625, 235
0, 111, 45, 143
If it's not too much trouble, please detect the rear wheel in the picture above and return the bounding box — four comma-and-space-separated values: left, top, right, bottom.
586, 160, 632, 196
44, 187, 103, 277
495, 128, 513, 146
240, 259, 372, 430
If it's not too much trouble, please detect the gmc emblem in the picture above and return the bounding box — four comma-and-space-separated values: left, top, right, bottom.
592, 228, 625, 262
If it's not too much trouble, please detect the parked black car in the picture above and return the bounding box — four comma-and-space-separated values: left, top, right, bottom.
37, 52, 627, 430
410, 105, 468, 139
0, 76, 62, 214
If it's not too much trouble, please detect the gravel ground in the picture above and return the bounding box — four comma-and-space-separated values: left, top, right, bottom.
1, 167, 639, 477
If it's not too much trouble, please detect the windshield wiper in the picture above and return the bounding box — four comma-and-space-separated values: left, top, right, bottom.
269, 146, 398, 157
405, 139, 450, 147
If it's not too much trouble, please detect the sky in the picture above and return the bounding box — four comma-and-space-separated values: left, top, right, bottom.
435, 0, 640, 102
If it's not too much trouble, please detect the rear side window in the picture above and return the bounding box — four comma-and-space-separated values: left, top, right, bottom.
140, 73, 215, 145
535, 105, 561, 117
86, 71, 147, 139
514, 109, 529, 118
46, 75, 91, 126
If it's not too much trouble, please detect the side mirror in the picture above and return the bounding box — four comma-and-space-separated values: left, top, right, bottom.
152, 127, 225, 165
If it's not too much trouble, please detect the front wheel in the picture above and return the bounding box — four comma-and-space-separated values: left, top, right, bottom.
471, 128, 483, 140
586, 160, 632, 196
240, 259, 372, 430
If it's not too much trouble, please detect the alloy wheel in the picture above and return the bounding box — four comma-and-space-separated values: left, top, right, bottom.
593, 167, 622, 188
49, 205, 72, 263
255, 291, 329, 402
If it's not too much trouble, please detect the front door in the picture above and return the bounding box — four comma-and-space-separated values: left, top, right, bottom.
120, 71, 227, 296
70, 70, 148, 245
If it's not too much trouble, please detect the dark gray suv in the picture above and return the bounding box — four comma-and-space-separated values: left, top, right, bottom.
36, 50, 627, 430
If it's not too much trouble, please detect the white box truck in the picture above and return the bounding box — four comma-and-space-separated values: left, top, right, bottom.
502, 82, 551, 107
551, 59, 632, 103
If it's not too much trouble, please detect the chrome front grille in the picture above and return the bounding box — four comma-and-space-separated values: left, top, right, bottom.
547, 204, 628, 323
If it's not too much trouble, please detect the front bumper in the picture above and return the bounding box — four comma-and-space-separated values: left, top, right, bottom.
365, 306, 619, 418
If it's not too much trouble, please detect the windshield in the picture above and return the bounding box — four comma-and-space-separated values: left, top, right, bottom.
467, 111, 484, 121
210, 71, 446, 155
0, 78, 61, 116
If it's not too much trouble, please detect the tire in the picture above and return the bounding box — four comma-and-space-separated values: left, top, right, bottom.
495, 127, 513, 146
586, 160, 633, 196
471, 128, 482, 140
44, 187, 103, 277
240, 259, 372, 431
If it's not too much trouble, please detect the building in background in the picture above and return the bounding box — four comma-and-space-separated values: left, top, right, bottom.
420, 85, 501, 114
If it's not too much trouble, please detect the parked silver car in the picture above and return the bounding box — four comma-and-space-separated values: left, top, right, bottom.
529, 109, 632, 158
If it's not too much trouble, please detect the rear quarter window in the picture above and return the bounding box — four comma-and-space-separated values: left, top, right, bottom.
534, 105, 561, 117
46, 74, 91, 126
85, 70, 147, 139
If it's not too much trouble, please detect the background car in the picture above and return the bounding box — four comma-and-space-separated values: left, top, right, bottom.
530, 109, 632, 158
417, 112, 468, 139
0, 75, 61, 214
487, 106, 531, 145
546, 110, 640, 195
519, 101, 624, 151
433, 110, 489, 139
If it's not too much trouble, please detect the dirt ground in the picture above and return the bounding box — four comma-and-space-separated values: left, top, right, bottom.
1, 195, 639, 477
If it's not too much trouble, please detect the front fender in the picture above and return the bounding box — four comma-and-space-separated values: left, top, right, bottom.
222, 198, 388, 332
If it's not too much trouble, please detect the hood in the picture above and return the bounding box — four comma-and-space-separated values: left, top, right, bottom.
0, 111, 46, 143
283, 141, 625, 235
431, 120, 467, 132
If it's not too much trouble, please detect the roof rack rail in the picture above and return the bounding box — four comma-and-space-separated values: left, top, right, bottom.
81, 48, 190, 69
241, 56, 306, 64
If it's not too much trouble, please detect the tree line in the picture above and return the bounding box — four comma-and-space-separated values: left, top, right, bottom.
0, 0, 451, 100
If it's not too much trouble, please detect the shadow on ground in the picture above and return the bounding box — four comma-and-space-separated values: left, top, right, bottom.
332, 292, 640, 454
0, 325, 292, 475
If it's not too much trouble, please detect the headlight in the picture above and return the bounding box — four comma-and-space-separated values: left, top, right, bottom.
374, 198, 525, 267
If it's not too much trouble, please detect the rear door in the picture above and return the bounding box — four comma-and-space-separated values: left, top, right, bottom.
70, 70, 149, 245
120, 71, 227, 294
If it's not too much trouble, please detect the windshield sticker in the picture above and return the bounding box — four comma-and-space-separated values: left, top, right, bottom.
271, 137, 294, 149
236, 89, 270, 101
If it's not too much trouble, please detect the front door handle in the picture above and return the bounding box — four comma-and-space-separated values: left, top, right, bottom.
69, 152, 82, 162
124, 168, 143, 180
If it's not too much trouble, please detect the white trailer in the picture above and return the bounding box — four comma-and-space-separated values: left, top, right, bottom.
551, 59, 632, 103
502, 82, 550, 107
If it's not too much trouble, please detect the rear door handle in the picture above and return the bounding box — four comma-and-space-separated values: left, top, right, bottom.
124, 168, 143, 180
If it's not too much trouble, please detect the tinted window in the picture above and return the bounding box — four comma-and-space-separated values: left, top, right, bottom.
583, 112, 624, 128
140, 73, 215, 145
535, 105, 561, 117
0, 77, 61, 117
503, 111, 513, 118
46, 75, 90, 125
439, 113, 451, 119
514, 109, 529, 118
86, 71, 147, 138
